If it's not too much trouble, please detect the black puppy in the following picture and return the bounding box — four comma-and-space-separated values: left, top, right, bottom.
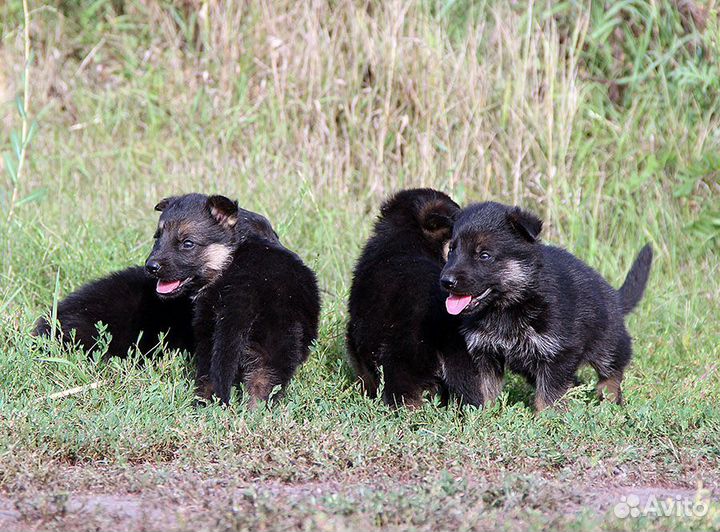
146, 193, 320, 407
440, 201, 653, 410
33, 202, 279, 358
347, 188, 485, 408
34, 267, 194, 359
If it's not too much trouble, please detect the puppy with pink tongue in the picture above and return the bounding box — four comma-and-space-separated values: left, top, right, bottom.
446, 294, 472, 315
145, 193, 320, 408
445, 288, 492, 315
156, 279, 182, 295
440, 200, 653, 411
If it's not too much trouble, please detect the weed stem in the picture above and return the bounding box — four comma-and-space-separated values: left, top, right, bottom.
6, 0, 32, 226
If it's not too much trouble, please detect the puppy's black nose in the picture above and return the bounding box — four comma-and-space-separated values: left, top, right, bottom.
440, 276, 457, 290
145, 259, 161, 275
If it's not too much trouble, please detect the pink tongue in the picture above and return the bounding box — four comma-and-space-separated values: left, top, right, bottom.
156, 279, 181, 294
446, 294, 472, 315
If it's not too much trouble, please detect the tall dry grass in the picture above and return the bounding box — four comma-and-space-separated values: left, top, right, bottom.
0, 2, 648, 209
0, 0, 717, 298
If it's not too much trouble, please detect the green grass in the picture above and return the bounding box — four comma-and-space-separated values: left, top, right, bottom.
0, 1, 719, 530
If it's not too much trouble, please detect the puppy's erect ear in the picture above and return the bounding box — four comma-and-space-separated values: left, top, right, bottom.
154, 197, 173, 212
507, 206, 543, 242
207, 195, 239, 228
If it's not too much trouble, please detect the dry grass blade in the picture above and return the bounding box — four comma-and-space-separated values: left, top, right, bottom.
34, 380, 105, 403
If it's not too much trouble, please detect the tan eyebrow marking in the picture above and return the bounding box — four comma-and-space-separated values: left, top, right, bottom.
177, 221, 199, 240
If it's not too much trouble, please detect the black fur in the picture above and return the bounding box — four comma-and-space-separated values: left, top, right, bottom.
440, 201, 653, 410
33, 266, 194, 358
618, 244, 653, 314
147, 193, 320, 407
33, 196, 282, 362
146, 193, 280, 298
347, 188, 485, 408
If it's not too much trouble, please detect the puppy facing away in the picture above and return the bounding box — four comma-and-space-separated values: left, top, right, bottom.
34, 267, 195, 359
440, 201, 653, 410
146, 193, 320, 407
347, 188, 486, 408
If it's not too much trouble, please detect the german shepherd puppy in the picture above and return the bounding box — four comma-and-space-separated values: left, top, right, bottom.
440, 201, 653, 410
146, 193, 320, 407
347, 188, 485, 408
34, 267, 195, 359
33, 201, 280, 358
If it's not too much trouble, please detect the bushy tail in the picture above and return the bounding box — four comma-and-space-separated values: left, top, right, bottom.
619, 244, 653, 315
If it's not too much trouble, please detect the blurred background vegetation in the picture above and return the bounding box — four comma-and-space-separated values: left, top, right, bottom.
1, 0, 717, 320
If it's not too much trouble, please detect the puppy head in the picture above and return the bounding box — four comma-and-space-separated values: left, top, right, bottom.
439, 202, 542, 315
145, 193, 238, 298
235, 208, 280, 245
379, 188, 460, 258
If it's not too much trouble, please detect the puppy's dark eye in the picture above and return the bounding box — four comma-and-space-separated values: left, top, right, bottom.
181, 239, 195, 250
477, 250, 492, 261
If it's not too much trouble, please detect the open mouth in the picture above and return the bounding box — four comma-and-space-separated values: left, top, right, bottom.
155, 277, 191, 296
445, 288, 491, 315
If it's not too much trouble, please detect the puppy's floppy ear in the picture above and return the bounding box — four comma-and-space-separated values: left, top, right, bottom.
154, 197, 173, 212
422, 212, 455, 232
507, 206, 543, 242
207, 195, 239, 228
420, 201, 459, 234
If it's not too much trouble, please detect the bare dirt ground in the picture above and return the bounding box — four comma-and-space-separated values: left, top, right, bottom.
1, 463, 716, 531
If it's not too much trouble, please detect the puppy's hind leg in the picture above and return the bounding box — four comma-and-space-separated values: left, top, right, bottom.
353, 359, 381, 399
596, 372, 624, 405
593, 334, 631, 405
345, 337, 381, 399
244, 358, 284, 410
381, 361, 428, 409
